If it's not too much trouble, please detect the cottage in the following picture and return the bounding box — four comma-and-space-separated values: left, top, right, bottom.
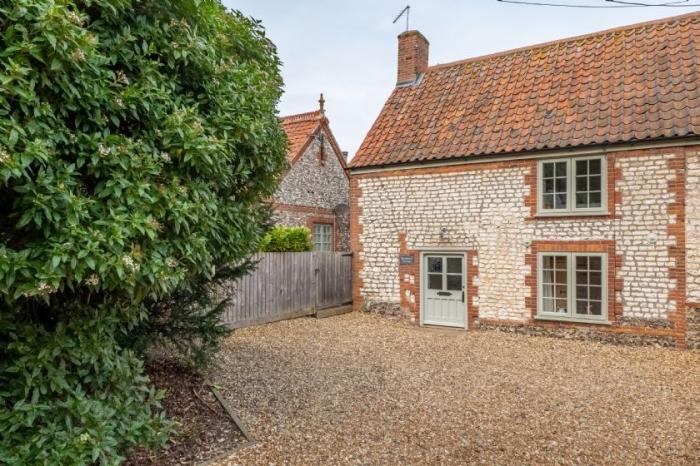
348, 13, 700, 348
274, 95, 350, 251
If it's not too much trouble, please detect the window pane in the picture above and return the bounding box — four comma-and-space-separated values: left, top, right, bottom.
576, 256, 588, 269
589, 176, 601, 191
542, 270, 554, 284
576, 176, 587, 191
555, 271, 567, 285
576, 192, 588, 208
589, 256, 602, 270
543, 256, 555, 269
446, 275, 462, 290
446, 257, 462, 274
555, 193, 567, 209
589, 286, 602, 301
543, 163, 554, 178
555, 256, 567, 270
576, 271, 588, 285
576, 159, 588, 176
555, 177, 567, 192
555, 162, 567, 176
589, 192, 601, 207
555, 299, 568, 313
543, 298, 555, 312
590, 301, 602, 315
555, 285, 567, 300
589, 272, 602, 286
542, 284, 555, 299
428, 274, 442, 290
428, 257, 442, 273
576, 300, 588, 314
589, 159, 601, 175
544, 178, 554, 194
543, 194, 554, 209
576, 286, 587, 300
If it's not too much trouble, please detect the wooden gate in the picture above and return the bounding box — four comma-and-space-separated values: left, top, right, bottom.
220, 252, 352, 328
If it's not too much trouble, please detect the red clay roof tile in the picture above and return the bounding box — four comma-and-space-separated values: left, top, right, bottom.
351, 12, 700, 168
280, 110, 323, 163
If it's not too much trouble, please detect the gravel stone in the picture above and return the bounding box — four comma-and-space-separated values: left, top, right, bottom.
212, 312, 700, 465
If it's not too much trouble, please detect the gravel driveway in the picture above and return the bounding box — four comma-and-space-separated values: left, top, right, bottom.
212, 312, 700, 465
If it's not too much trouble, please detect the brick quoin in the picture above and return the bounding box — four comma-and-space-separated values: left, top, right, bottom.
349, 144, 700, 349
349, 176, 364, 312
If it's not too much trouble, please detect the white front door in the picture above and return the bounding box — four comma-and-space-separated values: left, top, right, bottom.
422, 254, 466, 328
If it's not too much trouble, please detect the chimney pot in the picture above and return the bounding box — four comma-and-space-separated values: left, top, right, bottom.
397, 30, 429, 86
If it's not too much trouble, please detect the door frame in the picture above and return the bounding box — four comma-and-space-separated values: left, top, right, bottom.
419, 249, 468, 329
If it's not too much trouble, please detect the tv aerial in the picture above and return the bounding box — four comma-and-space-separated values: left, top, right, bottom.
393, 5, 410, 31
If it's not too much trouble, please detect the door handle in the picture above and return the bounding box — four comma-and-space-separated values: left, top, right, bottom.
437, 291, 452, 296
462, 291, 465, 303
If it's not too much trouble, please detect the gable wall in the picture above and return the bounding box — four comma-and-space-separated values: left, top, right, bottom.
274, 127, 350, 250
351, 145, 699, 347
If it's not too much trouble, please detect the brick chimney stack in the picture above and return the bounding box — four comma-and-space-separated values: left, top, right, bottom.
397, 30, 429, 86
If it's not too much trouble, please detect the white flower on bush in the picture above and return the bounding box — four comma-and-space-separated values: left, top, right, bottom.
148, 218, 163, 231
165, 257, 177, 268
98, 144, 110, 156
37, 282, 57, 295
78, 433, 90, 443
160, 152, 171, 163
85, 275, 100, 286
73, 48, 86, 62
0, 149, 10, 164
122, 255, 140, 273
66, 10, 84, 26
116, 70, 130, 85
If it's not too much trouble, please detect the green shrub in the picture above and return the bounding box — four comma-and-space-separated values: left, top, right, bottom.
126, 261, 256, 370
0, 312, 173, 466
258, 226, 313, 252
0, 0, 286, 462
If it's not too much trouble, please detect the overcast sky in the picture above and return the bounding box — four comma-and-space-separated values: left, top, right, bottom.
224, 0, 700, 158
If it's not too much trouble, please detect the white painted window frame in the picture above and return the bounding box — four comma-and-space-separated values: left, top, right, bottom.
536, 155, 607, 216
312, 223, 333, 251
536, 251, 609, 324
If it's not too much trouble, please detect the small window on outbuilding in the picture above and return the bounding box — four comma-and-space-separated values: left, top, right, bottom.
312, 224, 333, 251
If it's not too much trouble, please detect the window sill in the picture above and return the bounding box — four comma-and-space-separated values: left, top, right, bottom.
535, 314, 610, 325
535, 210, 610, 220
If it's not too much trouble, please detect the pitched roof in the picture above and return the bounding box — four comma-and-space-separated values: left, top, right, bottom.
280, 110, 324, 163
280, 107, 348, 169
351, 12, 700, 168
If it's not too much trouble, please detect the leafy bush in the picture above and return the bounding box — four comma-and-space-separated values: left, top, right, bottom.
126, 261, 255, 370
0, 0, 286, 462
258, 226, 313, 252
0, 313, 173, 466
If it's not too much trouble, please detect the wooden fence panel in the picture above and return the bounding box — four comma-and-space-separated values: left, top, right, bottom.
220, 252, 352, 328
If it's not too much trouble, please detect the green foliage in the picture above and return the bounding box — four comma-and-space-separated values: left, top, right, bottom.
258, 226, 313, 252
0, 0, 286, 462
0, 312, 174, 466
0, 0, 286, 310
126, 261, 255, 370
